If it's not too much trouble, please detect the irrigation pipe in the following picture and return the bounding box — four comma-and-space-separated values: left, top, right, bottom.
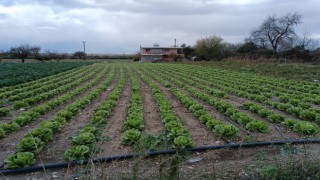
1, 139, 320, 175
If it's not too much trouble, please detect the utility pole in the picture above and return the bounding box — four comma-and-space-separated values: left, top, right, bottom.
174, 39, 176, 47
82, 41, 86, 60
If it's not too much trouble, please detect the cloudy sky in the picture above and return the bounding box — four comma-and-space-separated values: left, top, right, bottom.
0, 0, 319, 54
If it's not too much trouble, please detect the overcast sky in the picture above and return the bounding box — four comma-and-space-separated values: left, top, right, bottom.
0, 0, 319, 54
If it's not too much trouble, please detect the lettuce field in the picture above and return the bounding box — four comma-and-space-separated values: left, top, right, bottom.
0, 62, 319, 178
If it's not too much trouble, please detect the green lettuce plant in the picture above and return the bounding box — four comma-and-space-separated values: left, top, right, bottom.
4, 152, 36, 169
173, 136, 193, 149
121, 129, 141, 145
17, 137, 44, 154
63, 145, 91, 162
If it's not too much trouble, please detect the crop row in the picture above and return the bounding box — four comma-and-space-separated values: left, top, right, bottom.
0, 62, 94, 88
0, 64, 95, 99
138, 66, 240, 139
4, 63, 116, 169
4, 64, 98, 102
242, 102, 319, 135
0, 64, 111, 139
120, 67, 144, 145
63, 66, 126, 162
152, 64, 320, 123
12, 65, 105, 109
135, 67, 194, 149
143, 65, 270, 133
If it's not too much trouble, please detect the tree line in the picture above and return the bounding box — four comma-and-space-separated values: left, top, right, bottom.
0, 46, 134, 63
0, 45, 87, 63
184, 12, 320, 63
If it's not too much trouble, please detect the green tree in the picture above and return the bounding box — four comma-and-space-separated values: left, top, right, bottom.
194, 35, 226, 60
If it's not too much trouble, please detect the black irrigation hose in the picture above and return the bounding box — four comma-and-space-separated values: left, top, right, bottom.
1, 139, 320, 175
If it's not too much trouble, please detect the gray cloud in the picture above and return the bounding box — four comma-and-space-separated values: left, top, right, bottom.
0, 0, 319, 53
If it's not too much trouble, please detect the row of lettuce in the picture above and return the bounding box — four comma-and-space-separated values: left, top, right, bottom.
0, 64, 109, 139
0, 64, 100, 117
1, 62, 320, 169
4, 64, 116, 169
0, 62, 94, 88
143, 64, 319, 136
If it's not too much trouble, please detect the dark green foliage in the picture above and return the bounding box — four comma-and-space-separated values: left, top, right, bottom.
0, 62, 93, 88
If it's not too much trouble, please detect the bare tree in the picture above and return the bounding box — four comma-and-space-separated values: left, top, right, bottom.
45, 50, 67, 62
250, 12, 302, 54
10, 44, 41, 63
72, 51, 86, 60
296, 31, 319, 52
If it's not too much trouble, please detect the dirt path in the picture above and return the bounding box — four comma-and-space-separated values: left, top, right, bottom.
0, 66, 112, 163
144, 74, 221, 146
135, 72, 164, 134
37, 68, 119, 163
96, 74, 132, 157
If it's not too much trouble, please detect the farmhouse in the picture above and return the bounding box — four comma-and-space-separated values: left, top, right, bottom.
140, 43, 184, 62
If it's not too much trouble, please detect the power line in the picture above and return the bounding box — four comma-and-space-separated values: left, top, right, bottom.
82, 41, 86, 60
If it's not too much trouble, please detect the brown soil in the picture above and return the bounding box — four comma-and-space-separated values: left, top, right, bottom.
0, 65, 111, 163
136, 72, 164, 134
37, 67, 120, 163
96, 73, 132, 157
